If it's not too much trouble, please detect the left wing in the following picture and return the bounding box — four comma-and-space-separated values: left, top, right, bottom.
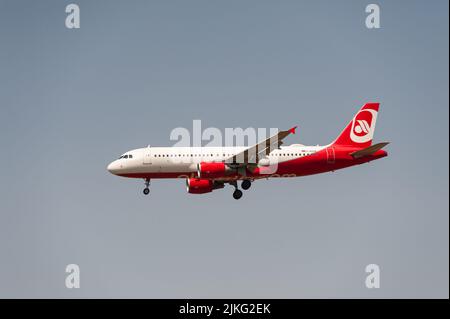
225, 126, 297, 167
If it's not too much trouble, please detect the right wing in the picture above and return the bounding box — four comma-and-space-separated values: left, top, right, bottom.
225, 126, 297, 167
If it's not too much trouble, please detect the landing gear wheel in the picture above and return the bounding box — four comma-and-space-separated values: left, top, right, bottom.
143, 178, 150, 195
241, 180, 251, 190
233, 189, 243, 200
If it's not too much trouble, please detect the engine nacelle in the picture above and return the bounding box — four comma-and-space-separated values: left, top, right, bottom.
186, 178, 224, 194
186, 178, 213, 194
197, 162, 232, 179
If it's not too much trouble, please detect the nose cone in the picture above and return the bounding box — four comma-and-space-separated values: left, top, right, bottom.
107, 161, 120, 175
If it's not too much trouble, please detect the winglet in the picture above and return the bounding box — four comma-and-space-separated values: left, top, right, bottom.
289, 126, 298, 134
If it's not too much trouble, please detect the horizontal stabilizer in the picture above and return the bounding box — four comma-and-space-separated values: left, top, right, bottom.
350, 142, 390, 159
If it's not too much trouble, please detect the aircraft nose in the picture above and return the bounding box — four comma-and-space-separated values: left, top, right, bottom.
107, 161, 119, 175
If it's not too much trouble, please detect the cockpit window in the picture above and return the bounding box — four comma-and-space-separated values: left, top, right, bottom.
124, 155, 129, 159
129, 154, 133, 158
118, 154, 132, 159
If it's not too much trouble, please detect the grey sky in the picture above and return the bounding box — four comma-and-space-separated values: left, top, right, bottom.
0, 0, 448, 298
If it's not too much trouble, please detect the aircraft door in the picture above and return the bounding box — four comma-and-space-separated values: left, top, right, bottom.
143, 146, 152, 165
326, 147, 335, 164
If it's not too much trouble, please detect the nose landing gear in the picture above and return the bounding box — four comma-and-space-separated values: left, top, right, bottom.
143, 178, 150, 195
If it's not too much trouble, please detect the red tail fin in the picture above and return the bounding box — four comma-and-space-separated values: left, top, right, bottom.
332, 103, 380, 148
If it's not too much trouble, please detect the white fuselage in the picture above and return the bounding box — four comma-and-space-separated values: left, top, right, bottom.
107, 144, 325, 176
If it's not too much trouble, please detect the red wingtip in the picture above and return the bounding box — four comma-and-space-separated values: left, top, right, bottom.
289, 126, 297, 134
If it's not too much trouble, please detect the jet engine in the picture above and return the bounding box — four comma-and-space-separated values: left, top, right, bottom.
186, 178, 224, 194
197, 162, 233, 179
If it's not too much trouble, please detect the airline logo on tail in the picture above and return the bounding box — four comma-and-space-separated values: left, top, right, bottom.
350, 109, 378, 144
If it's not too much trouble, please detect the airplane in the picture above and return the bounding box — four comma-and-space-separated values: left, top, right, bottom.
107, 102, 389, 199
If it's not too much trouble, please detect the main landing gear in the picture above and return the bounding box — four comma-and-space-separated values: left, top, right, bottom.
230, 180, 252, 200
241, 180, 251, 190
233, 189, 243, 200
143, 178, 150, 195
